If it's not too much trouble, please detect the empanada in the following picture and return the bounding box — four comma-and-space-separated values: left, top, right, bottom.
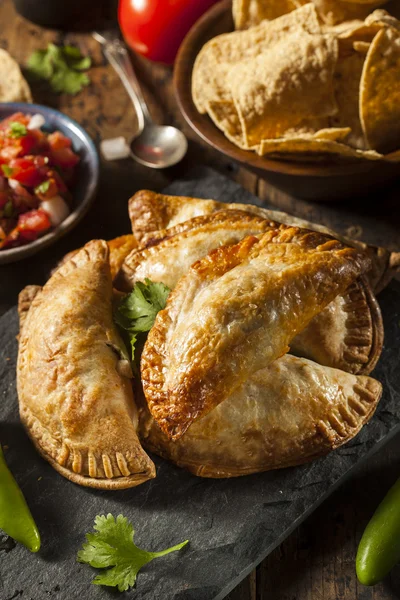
54, 234, 137, 280
141, 227, 371, 440
115, 210, 276, 292
17, 240, 155, 489
128, 190, 400, 293
119, 212, 383, 375
138, 354, 382, 477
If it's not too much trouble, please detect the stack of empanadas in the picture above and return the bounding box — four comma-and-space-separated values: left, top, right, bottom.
17, 191, 395, 488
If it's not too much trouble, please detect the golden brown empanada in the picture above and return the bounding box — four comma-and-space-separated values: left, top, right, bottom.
54, 234, 138, 280
128, 190, 400, 293
17, 240, 155, 489
141, 227, 371, 440
138, 354, 382, 477
115, 210, 276, 292
291, 277, 383, 374
119, 211, 383, 374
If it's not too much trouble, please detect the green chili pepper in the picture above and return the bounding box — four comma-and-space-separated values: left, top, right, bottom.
0, 445, 41, 552
356, 476, 400, 586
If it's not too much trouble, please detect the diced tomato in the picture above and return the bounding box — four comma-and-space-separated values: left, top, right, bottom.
0, 112, 78, 252
49, 147, 80, 169
0, 133, 37, 161
48, 131, 72, 150
50, 169, 68, 194
8, 157, 43, 187
35, 177, 59, 201
18, 208, 52, 234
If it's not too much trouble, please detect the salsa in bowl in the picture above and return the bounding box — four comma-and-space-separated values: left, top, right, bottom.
0, 103, 99, 264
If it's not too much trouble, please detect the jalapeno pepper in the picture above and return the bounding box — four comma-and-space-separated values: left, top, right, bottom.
0, 444, 41, 552
356, 476, 400, 586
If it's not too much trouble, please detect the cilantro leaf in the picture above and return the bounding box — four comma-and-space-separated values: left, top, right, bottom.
114, 279, 170, 361
34, 180, 50, 195
27, 44, 91, 95
1, 165, 14, 177
9, 122, 27, 138
77, 514, 188, 592
3, 200, 13, 218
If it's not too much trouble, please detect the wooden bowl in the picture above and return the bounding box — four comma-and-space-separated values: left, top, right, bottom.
174, 0, 400, 201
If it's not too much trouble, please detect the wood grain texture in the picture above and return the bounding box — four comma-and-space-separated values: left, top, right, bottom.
0, 0, 400, 598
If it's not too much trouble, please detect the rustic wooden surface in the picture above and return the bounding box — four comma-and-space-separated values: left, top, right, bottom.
1, 1, 400, 598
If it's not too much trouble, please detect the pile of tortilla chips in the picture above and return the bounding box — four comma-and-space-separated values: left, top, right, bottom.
192, 4, 400, 162
0, 49, 32, 103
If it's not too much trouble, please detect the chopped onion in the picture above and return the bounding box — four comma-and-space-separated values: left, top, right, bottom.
100, 136, 130, 161
27, 114, 46, 131
8, 178, 19, 190
41, 196, 70, 226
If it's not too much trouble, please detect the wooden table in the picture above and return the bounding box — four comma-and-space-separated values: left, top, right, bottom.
1, 1, 400, 598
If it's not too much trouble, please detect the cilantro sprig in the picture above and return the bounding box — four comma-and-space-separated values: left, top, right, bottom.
77, 514, 188, 592
114, 279, 170, 362
27, 44, 91, 95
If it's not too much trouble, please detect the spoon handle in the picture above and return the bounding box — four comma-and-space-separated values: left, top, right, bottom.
98, 36, 152, 133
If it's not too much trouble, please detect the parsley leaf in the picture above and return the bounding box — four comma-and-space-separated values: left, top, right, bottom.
9, 122, 27, 138
1, 165, 14, 177
114, 279, 170, 361
77, 514, 188, 592
34, 180, 50, 195
27, 43, 91, 95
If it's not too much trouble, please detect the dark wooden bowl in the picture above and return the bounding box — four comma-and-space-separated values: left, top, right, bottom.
174, 0, 400, 201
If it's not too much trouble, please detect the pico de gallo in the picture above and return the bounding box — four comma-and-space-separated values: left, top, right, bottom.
0, 112, 80, 250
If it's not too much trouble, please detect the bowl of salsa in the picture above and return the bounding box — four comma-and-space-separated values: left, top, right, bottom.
0, 103, 99, 264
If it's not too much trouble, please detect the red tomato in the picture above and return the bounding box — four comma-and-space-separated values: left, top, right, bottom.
50, 147, 80, 169
118, 0, 221, 64
48, 131, 72, 150
18, 209, 52, 234
8, 157, 43, 187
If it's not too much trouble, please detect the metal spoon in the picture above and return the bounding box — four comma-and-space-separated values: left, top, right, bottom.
93, 32, 188, 169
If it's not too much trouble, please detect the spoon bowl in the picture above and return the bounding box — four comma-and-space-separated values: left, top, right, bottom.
130, 125, 188, 169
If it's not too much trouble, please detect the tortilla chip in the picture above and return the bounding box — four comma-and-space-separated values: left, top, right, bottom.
384, 149, 400, 162
0, 49, 32, 103
257, 137, 382, 160
329, 51, 367, 148
206, 100, 247, 147
310, 0, 387, 25
192, 4, 321, 113
360, 27, 400, 153
365, 8, 400, 30
312, 127, 352, 141
353, 40, 371, 52
233, 0, 307, 30
229, 31, 338, 146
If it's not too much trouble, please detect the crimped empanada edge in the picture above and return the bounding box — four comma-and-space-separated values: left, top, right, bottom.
141, 376, 382, 479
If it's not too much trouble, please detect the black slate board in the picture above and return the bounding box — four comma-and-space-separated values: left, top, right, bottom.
1, 168, 400, 600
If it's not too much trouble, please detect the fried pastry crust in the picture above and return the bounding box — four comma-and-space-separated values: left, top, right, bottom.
138, 355, 382, 477
17, 240, 155, 489
128, 190, 399, 293
141, 226, 371, 440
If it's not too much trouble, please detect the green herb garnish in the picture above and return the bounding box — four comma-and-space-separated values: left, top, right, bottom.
77, 514, 188, 592
1, 165, 14, 177
114, 278, 170, 361
27, 43, 91, 95
9, 122, 27, 138
35, 180, 50, 195
3, 200, 13, 218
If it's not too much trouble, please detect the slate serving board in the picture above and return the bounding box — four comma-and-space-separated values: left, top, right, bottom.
1, 169, 400, 600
